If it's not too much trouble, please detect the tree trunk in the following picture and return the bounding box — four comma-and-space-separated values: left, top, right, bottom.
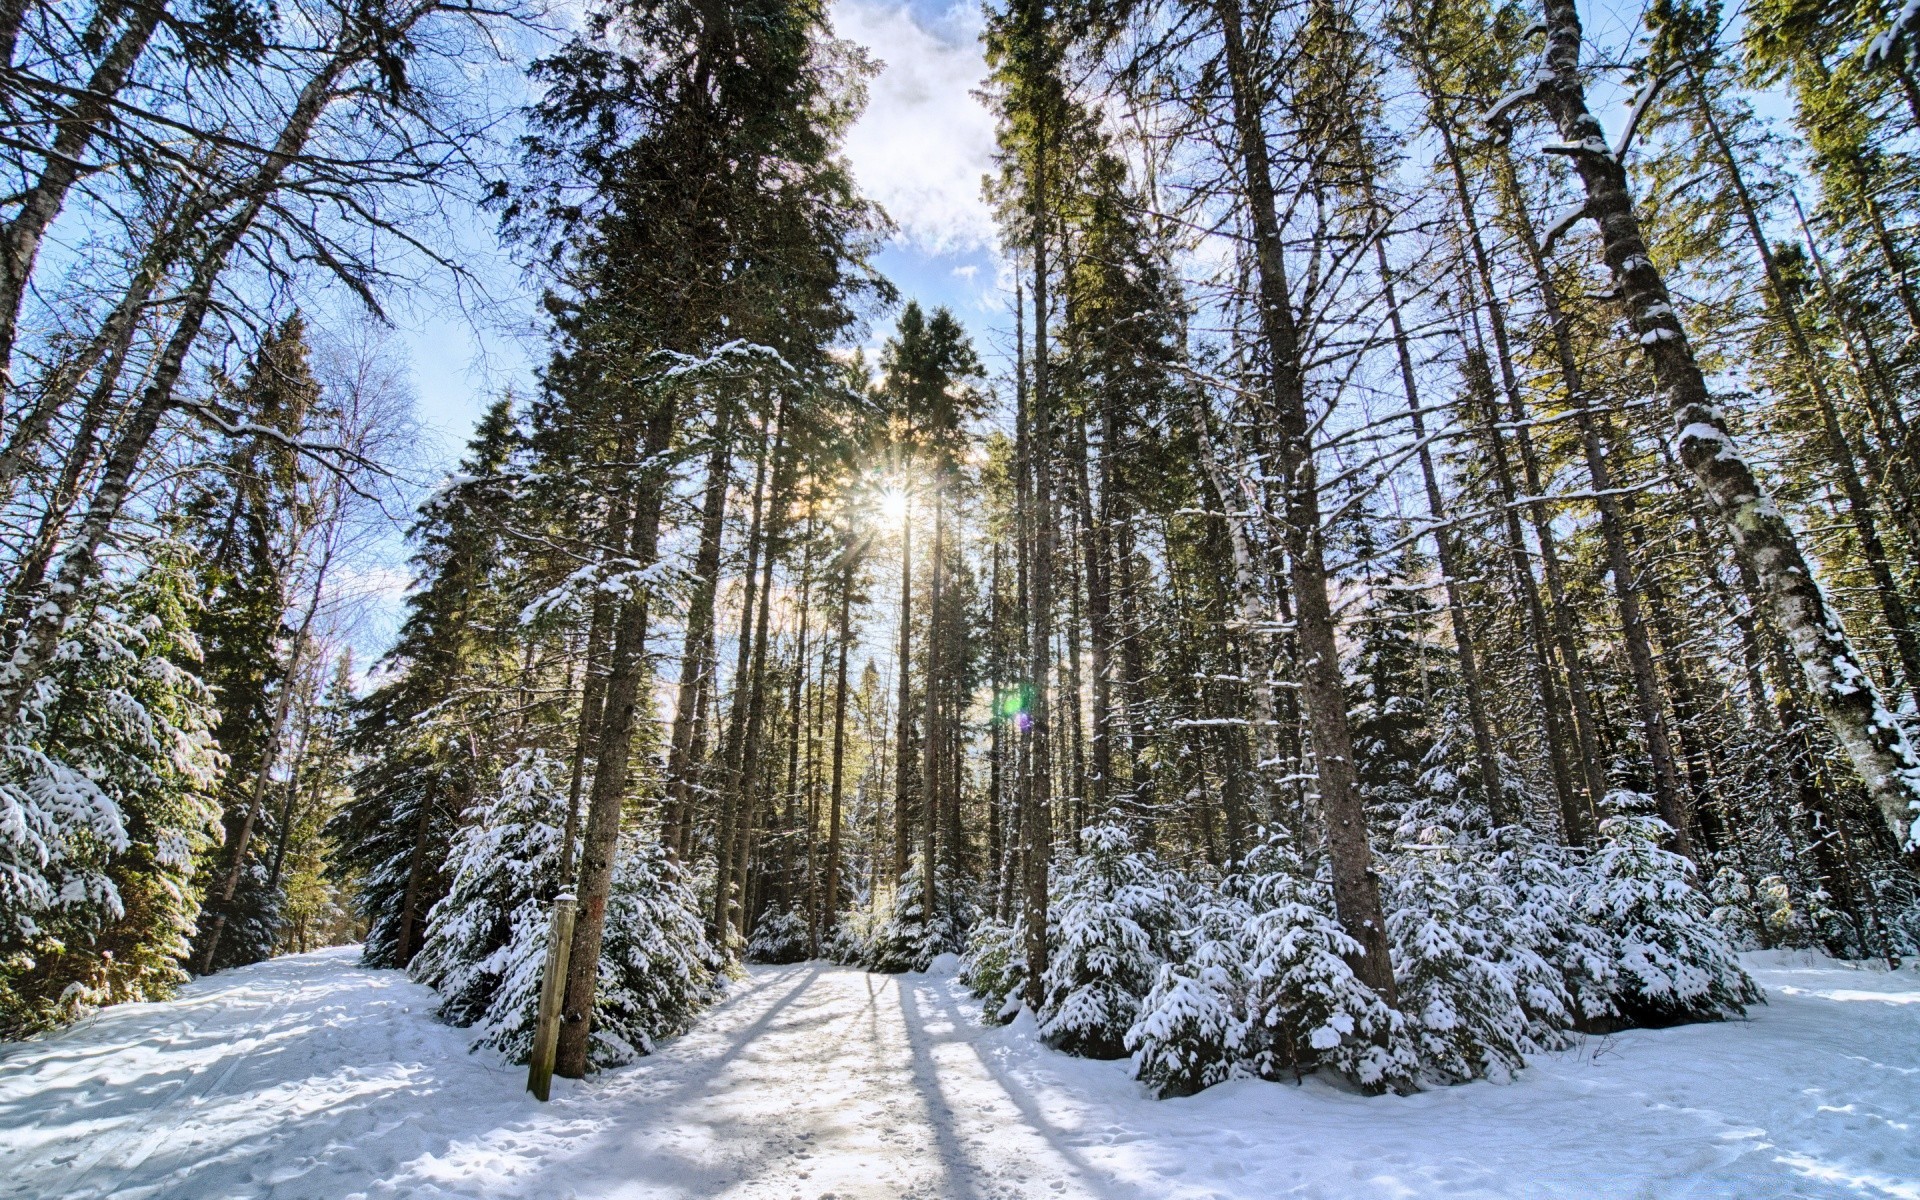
893, 489, 915, 892
1688, 74, 1920, 706
553, 398, 676, 1079
1494, 147, 1692, 853
1023, 153, 1055, 1010
0, 0, 167, 393
1366, 188, 1507, 821
714, 418, 774, 936
823, 541, 853, 935
665, 404, 734, 856
1214, 0, 1394, 999
921, 487, 942, 914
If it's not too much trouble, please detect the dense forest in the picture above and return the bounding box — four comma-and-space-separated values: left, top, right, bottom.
2, 0, 1919, 1100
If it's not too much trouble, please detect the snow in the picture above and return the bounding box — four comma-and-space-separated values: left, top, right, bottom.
3, 946, 1918, 1198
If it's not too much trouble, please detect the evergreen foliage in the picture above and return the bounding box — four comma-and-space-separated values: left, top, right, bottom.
746, 903, 811, 964
0, 545, 223, 1036
863, 861, 970, 974
1038, 824, 1183, 1058
1586, 795, 1764, 1025
410, 749, 722, 1066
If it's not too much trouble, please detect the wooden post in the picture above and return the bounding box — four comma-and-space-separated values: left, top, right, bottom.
526, 894, 577, 1101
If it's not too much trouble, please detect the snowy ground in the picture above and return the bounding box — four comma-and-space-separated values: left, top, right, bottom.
2, 947, 1917, 1199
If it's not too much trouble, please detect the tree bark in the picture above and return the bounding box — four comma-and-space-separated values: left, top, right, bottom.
0, 0, 167, 394
1214, 0, 1394, 999
553, 397, 676, 1079
1366, 185, 1507, 821
1494, 147, 1692, 853
665, 404, 734, 857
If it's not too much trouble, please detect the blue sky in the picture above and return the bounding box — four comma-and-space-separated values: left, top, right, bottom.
396, 0, 1012, 468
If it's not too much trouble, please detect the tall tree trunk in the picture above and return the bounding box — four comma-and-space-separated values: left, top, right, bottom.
1494, 148, 1692, 852
893, 486, 915, 892
734, 452, 785, 939
665, 405, 734, 856
714, 418, 774, 936
1434, 110, 1609, 824
1460, 341, 1591, 842
1687, 74, 1920, 706
1367, 187, 1507, 821
1214, 0, 1394, 998
921, 486, 942, 914
554, 398, 677, 1079
1075, 414, 1114, 819
823, 540, 853, 935
1023, 143, 1055, 1010
0, 0, 167, 394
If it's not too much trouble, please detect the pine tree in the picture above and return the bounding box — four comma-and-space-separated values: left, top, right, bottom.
1039, 824, 1182, 1058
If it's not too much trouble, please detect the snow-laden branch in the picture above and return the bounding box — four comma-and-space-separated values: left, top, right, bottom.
1613, 67, 1680, 161
1482, 76, 1548, 129
1868, 0, 1920, 68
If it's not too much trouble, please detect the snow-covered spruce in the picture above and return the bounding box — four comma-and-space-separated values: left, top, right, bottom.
960, 915, 1025, 1022
1584, 795, 1761, 1025
1125, 836, 1414, 1096
1386, 838, 1557, 1084
746, 902, 810, 964
408, 750, 568, 1027
1126, 895, 1252, 1098
409, 749, 722, 1066
863, 861, 970, 974
0, 546, 223, 1037
1235, 838, 1416, 1094
1039, 823, 1184, 1058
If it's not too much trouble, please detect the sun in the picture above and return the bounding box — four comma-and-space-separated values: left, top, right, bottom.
877, 484, 910, 527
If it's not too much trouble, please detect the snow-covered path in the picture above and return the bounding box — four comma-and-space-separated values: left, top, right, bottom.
2, 947, 1918, 1199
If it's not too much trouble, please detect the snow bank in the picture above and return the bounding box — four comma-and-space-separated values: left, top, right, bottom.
1, 946, 1915, 1198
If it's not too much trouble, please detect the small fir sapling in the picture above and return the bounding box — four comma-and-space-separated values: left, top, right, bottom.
1386, 841, 1541, 1084
746, 902, 811, 963
1585, 792, 1761, 1025
1126, 893, 1253, 1097
1236, 836, 1417, 1094
409, 750, 567, 1027
585, 840, 727, 1064
961, 914, 1025, 1021
864, 860, 969, 973
411, 749, 722, 1066
1039, 824, 1184, 1058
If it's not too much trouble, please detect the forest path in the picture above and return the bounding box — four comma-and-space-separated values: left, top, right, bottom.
2, 945, 1918, 1199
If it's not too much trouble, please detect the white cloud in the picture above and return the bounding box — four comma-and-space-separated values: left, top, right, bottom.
832, 0, 998, 255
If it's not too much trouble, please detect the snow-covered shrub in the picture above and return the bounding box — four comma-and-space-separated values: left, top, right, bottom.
864, 861, 970, 973
411, 750, 722, 1067
746, 902, 810, 963
409, 750, 566, 1026
1386, 843, 1540, 1084
0, 547, 224, 1037
585, 839, 727, 1065
822, 908, 873, 966
1039, 824, 1184, 1058
0, 743, 128, 944
1583, 798, 1760, 1025
960, 915, 1024, 1022
1127, 894, 1251, 1098
1237, 837, 1415, 1094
